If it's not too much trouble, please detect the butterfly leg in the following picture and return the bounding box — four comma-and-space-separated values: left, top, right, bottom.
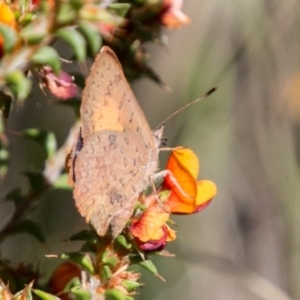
153, 170, 193, 199
147, 174, 166, 210
149, 169, 193, 211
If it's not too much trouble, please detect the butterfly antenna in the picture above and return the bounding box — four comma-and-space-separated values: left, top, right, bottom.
156, 87, 217, 130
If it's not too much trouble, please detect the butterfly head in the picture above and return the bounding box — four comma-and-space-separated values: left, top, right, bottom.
153, 124, 165, 147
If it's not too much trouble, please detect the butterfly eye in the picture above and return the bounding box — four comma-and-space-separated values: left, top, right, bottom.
161, 137, 168, 146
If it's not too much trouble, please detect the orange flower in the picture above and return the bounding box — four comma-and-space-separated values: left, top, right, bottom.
163, 147, 217, 214
0, 3, 16, 29
130, 148, 216, 250
0, 3, 17, 57
130, 200, 176, 251
49, 262, 81, 298
161, 0, 190, 28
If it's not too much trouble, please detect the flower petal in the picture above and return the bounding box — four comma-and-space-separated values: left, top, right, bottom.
165, 224, 176, 242
195, 180, 217, 212
40, 67, 78, 99
166, 147, 199, 179
166, 147, 199, 197
138, 225, 176, 251
164, 148, 217, 214
165, 176, 196, 213
130, 206, 169, 242
164, 148, 200, 213
0, 4, 17, 28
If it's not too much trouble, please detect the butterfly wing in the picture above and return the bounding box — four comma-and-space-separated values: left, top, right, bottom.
81, 46, 157, 151
71, 46, 160, 237
73, 131, 157, 237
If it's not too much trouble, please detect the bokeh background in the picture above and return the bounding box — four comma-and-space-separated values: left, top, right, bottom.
1, 0, 300, 299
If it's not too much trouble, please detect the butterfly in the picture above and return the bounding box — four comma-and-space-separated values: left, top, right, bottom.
68, 46, 163, 238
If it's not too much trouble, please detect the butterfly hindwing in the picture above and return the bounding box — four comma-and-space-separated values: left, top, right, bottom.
73, 131, 156, 236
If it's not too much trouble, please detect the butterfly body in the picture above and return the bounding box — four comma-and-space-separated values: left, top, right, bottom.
69, 47, 161, 237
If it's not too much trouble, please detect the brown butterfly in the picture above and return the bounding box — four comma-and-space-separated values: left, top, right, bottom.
68, 46, 163, 238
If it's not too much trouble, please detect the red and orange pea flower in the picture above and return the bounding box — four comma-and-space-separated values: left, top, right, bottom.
130, 147, 217, 251
39, 66, 78, 100
130, 199, 176, 251
163, 147, 217, 214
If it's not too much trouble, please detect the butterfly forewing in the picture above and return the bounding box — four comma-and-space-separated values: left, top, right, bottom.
81, 48, 156, 148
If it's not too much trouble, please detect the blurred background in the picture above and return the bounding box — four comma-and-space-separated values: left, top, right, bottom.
1, 0, 300, 299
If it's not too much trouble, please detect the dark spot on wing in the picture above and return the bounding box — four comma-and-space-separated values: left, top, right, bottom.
109, 187, 125, 205
109, 134, 117, 146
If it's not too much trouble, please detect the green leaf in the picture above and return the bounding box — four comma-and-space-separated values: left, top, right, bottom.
69, 230, 99, 252
5, 70, 31, 101
13, 220, 45, 243
53, 174, 72, 190
56, 28, 86, 61
0, 24, 17, 53
20, 23, 46, 45
100, 265, 112, 281
71, 287, 91, 300
108, 3, 131, 17
62, 277, 81, 292
101, 251, 118, 267
159, 190, 171, 202
78, 22, 102, 56
104, 289, 127, 300
70, 0, 83, 10
57, 3, 76, 24
132, 0, 146, 4
122, 280, 141, 292
31, 47, 61, 75
0, 140, 9, 177
69, 230, 99, 243
23, 170, 47, 192
60, 252, 94, 273
139, 259, 158, 275
32, 289, 60, 300
114, 235, 132, 250
19, 12, 35, 27
131, 257, 159, 277
22, 128, 57, 158
80, 241, 97, 253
